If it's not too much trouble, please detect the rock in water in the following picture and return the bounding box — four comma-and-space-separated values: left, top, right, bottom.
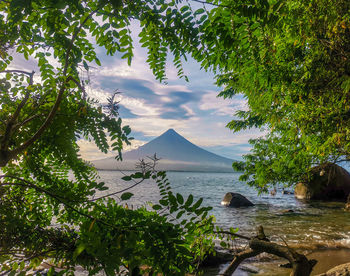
221, 192, 254, 207
294, 163, 350, 201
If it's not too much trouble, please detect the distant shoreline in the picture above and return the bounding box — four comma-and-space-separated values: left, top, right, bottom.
95, 169, 242, 173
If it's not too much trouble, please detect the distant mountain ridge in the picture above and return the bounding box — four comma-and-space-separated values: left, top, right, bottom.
92, 129, 236, 172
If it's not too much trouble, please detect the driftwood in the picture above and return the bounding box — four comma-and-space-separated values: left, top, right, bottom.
222, 226, 317, 276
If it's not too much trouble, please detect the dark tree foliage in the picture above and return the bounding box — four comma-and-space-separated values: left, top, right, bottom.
192, 0, 350, 191
0, 0, 220, 275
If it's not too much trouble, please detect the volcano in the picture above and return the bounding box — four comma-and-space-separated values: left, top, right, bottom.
92, 129, 235, 172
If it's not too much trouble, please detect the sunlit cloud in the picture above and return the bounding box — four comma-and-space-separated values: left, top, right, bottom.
7, 18, 262, 162
77, 138, 147, 161
199, 90, 248, 116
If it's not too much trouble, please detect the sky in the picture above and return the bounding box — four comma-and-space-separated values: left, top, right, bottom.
76, 22, 265, 161
10, 20, 264, 162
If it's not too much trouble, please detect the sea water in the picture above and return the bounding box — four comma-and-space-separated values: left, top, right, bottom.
94, 171, 350, 249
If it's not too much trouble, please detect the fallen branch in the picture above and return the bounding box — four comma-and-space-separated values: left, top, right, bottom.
222, 226, 317, 276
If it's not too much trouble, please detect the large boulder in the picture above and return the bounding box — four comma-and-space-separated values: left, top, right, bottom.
294, 163, 350, 201
316, 262, 350, 276
221, 192, 254, 207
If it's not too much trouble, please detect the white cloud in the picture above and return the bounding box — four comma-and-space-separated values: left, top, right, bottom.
77, 138, 146, 161
199, 90, 248, 116
120, 95, 161, 116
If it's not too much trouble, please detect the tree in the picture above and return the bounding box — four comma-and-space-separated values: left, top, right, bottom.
192, 0, 350, 191
0, 0, 217, 274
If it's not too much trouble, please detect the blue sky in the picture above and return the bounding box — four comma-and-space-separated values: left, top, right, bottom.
77, 22, 264, 161
10, 20, 263, 161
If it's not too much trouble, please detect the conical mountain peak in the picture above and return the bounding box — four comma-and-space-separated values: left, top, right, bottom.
160, 128, 181, 137
123, 129, 233, 163
93, 128, 236, 172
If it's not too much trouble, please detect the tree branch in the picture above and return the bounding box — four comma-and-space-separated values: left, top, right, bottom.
0, 70, 34, 77
189, 0, 229, 8
0, 71, 35, 151
214, 230, 251, 241
223, 248, 261, 276
12, 114, 43, 130
90, 178, 145, 201
220, 226, 317, 276
0, 175, 145, 231
9, 7, 101, 160
0, 176, 112, 227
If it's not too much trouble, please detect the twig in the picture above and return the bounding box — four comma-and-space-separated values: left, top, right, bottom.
215, 230, 251, 241
0, 175, 147, 232
12, 114, 43, 130
0, 70, 34, 78
89, 178, 145, 201
189, 0, 229, 8
0, 177, 113, 228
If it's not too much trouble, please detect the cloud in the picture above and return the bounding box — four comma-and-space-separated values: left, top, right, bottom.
91, 76, 200, 120
199, 90, 248, 116
77, 138, 147, 161
6, 19, 265, 162
118, 105, 138, 118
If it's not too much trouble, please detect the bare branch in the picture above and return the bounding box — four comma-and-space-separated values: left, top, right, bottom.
214, 230, 251, 241
220, 226, 317, 276
223, 248, 261, 276
12, 114, 43, 130
67, 75, 87, 98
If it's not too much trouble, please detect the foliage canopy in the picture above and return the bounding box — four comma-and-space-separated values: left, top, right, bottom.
194, 0, 350, 191
0, 0, 223, 274
1, 0, 349, 273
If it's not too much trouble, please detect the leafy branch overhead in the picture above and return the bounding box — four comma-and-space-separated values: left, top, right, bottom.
195, 0, 350, 190
0, 0, 218, 275
1, 0, 348, 274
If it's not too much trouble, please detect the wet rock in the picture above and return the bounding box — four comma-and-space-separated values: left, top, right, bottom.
240, 264, 259, 274
221, 192, 254, 207
294, 163, 350, 201
316, 262, 350, 276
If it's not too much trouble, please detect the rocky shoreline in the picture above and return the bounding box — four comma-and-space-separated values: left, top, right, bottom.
202, 244, 350, 275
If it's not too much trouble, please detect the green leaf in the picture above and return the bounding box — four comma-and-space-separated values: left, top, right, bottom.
194, 8, 205, 15
176, 210, 185, 219
176, 193, 184, 204
192, 198, 203, 209
185, 194, 193, 207
152, 204, 162, 210
121, 176, 132, 181
159, 199, 168, 206
121, 192, 133, 200
83, 60, 89, 71
131, 172, 143, 179
73, 243, 85, 260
